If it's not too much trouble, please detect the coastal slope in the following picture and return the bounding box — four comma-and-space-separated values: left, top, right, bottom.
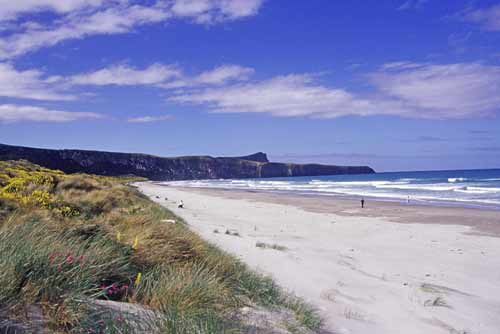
0, 161, 322, 333
0, 143, 374, 180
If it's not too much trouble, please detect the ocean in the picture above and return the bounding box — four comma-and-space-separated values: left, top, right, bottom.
165, 169, 500, 209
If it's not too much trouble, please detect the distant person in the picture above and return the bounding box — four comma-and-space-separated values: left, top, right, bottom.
407, 196, 410, 204
361, 198, 365, 208
178, 200, 184, 208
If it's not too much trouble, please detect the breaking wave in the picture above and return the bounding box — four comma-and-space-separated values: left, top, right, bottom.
163, 169, 500, 209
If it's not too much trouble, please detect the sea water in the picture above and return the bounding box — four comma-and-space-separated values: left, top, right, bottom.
165, 169, 500, 209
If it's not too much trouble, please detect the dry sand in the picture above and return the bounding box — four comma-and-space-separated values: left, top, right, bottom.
137, 182, 500, 334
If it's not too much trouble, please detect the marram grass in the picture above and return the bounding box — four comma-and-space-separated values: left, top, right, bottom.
0, 160, 322, 333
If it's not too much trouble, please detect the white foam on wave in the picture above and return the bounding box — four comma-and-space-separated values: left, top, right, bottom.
454, 186, 500, 194
161, 173, 500, 208
374, 183, 457, 192
448, 177, 467, 183
310, 180, 406, 187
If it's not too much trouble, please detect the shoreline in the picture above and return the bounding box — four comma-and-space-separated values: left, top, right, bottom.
158, 181, 500, 211
158, 184, 500, 237
138, 182, 500, 334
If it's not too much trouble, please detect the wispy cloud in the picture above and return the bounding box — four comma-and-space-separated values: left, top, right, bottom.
0, 0, 266, 59
345, 63, 362, 71
0, 0, 103, 21
169, 61, 500, 119
193, 64, 254, 85
369, 62, 500, 118
0, 4, 169, 59
458, 4, 500, 31
0, 104, 102, 122
0, 62, 254, 101
4, 59, 500, 121
0, 63, 75, 101
159, 65, 254, 88
168, 73, 390, 118
398, 0, 429, 11
127, 115, 173, 123
171, 0, 265, 23
69, 63, 253, 88
70, 63, 182, 86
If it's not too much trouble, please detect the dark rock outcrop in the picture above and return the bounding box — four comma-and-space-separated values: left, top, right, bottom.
0, 143, 375, 180
231, 152, 269, 163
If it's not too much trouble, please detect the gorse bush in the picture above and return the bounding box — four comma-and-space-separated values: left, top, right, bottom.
0, 160, 322, 333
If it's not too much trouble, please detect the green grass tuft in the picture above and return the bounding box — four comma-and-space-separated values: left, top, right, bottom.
0, 160, 323, 333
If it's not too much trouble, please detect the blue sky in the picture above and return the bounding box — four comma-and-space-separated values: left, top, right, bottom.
1, 0, 500, 171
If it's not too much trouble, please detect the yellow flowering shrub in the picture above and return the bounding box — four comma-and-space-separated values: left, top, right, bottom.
29, 190, 53, 208
54, 205, 80, 217
0, 160, 79, 216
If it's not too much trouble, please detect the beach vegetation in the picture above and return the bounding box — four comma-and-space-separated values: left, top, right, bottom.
256, 241, 288, 251
0, 160, 322, 333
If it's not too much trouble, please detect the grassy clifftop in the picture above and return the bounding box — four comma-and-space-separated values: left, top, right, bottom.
0, 160, 321, 333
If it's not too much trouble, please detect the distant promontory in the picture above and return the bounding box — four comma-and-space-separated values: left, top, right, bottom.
0, 143, 375, 180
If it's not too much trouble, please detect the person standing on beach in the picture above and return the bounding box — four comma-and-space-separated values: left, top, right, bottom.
361, 198, 365, 208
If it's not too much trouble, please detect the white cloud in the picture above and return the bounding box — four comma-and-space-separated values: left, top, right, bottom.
70, 63, 182, 86
0, 61, 252, 101
170, 62, 500, 119
160, 64, 254, 88
171, 0, 264, 23
461, 4, 500, 31
0, 4, 171, 59
171, 0, 213, 18
0, 0, 103, 21
380, 61, 425, 70
0, 0, 265, 59
0, 62, 74, 101
68, 63, 252, 88
4, 57, 499, 121
169, 74, 390, 118
0, 104, 102, 122
127, 115, 173, 123
218, 0, 264, 18
398, 0, 428, 11
370, 62, 500, 118
195, 64, 254, 84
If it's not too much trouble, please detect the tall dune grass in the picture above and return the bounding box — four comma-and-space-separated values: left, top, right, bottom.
0, 160, 321, 333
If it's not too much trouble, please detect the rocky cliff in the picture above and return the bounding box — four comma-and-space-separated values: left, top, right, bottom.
0, 143, 375, 180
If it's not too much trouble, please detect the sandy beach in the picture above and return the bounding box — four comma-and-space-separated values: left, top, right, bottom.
138, 182, 500, 334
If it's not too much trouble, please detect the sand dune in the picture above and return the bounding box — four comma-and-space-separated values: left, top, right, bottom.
138, 182, 500, 334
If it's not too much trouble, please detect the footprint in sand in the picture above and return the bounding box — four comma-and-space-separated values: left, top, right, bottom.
320, 288, 374, 304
